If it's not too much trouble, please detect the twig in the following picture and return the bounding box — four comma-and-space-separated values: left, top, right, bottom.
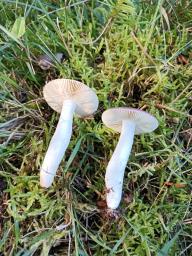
155, 103, 192, 118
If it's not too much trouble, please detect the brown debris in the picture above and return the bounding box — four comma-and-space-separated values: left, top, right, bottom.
123, 193, 133, 204
0, 179, 8, 235
179, 128, 192, 149
177, 54, 189, 65
164, 182, 186, 188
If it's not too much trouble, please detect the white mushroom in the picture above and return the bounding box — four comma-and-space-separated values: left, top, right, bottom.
40, 79, 98, 188
102, 107, 159, 209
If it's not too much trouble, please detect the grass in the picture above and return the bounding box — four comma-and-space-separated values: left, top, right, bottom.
0, 0, 192, 255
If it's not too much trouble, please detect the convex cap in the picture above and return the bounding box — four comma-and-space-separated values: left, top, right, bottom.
43, 79, 98, 117
102, 107, 158, 134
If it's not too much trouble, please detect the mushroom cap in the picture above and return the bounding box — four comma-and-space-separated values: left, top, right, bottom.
102, 107, 158, 135
43, 79, 98, 117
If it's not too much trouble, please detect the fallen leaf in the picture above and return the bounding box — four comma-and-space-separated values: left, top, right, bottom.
175, 183, 186, 188
164, 182, 173, 186
160, 6, 170, 30
123, 193, 133, 204
164, 182, 186, 188
177, 54, 189, 65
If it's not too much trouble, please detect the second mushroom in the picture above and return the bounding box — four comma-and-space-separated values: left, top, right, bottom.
40, 79, 98, 188
102, 107, 159, 210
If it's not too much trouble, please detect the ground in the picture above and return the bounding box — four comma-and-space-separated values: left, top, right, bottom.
0, 0, 192, 255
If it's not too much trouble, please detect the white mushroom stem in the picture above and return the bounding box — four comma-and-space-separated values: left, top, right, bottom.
40, 100, 76, 188
105, 120, 135, 209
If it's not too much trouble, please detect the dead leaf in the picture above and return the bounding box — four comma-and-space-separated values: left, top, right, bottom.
160, 7, 170, 30
175, 183, 186, 188
97, 200, 107, 209
177, 54, 189, 65
123, 193, 133, 204
164, 182, 186, 188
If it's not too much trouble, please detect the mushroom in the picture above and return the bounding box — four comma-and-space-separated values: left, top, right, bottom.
102, 107, 159, 209
40, 79, 99, 188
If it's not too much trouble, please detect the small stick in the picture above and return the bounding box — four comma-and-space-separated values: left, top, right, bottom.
155, 103, 192, 118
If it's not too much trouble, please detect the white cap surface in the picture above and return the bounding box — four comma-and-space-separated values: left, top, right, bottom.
102, 107, 158, 135
43, 79, 98, 117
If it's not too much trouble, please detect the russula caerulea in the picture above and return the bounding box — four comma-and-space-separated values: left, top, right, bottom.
40, 79, 99, 188
102, 107, 159, 209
